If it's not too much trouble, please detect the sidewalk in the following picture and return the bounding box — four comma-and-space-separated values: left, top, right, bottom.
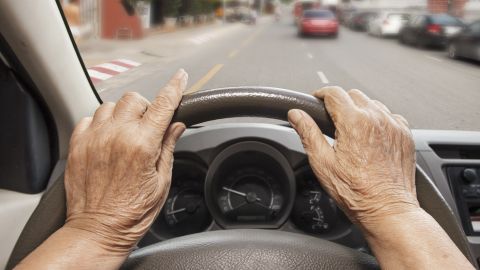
78, 21, 245, 67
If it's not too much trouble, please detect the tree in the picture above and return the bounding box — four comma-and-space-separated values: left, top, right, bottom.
189, 0, 202, 16
163, 0, 182, 17
201, 0, 214, 14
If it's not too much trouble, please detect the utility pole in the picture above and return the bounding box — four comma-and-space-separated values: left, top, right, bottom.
223, 0, 226, 23
260, 0, 264, 16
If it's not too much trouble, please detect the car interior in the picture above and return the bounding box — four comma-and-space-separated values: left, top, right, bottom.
1, 1, 480, 269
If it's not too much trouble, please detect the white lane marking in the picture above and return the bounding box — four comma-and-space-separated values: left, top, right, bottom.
96, 63, 129, 72
88, 69, 113, 80
116, 59, 141, 67
424, 55, 443, 62
307, 53, 314, 59
317, 71, 329, 84
190, 33, 216, 45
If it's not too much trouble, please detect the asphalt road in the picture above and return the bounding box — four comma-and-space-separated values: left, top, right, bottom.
97, 17, 480, 131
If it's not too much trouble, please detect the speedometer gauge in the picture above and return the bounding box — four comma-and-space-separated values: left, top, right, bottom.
218, 168, 283, 222
205, 141, 296, 229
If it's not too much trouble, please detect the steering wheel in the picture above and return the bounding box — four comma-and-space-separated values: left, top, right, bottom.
7, 87, 473, 269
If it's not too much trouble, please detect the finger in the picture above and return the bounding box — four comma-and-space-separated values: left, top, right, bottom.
70, 117, 93, 144
143, 69, 188, 140
91, 102, 115, 127
313, 86, 356, 123
113, 92, 150, 121
288, 109, 334, 168
372, 100, 391, 114
156, 122, 186, 174
347, 89, 371, 108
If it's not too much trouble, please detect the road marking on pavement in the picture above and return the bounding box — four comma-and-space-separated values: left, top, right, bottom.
229, 49, 240, 59
88, 69, 113, 80
307, 53, 314, 59
87, 59, 141, 84
186, 64, 224, 94
190, 33, 216, 45
424, 55, 443, 62
96, 63, 129, 73
317, 71, 329, 84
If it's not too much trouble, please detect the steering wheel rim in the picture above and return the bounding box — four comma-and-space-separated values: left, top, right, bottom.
172, 86, 335, 137
7, 87, 474, 269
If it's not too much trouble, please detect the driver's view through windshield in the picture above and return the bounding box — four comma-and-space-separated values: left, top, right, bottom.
4, 1, 480, 269
64, 0, 480, 131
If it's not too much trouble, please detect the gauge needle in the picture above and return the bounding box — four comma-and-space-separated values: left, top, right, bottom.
166, 208, 186, 215
222, 187, 261, 202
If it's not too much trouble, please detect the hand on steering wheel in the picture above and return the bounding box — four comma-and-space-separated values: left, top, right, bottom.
64, 70, 187, 254
287, 86, 419, 230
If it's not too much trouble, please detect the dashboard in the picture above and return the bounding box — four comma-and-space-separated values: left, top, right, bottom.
139, 123, 363, 250
139, 122, 480, 265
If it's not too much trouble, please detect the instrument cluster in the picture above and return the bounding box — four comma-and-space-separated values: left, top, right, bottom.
149, 141, 352, 242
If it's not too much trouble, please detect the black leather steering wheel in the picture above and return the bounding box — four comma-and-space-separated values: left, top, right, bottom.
7, 87, 474, 269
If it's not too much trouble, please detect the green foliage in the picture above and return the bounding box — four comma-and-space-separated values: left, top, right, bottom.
186, 0, 214, 15
201, 0, 214, 14
189, 0, 202, 15
164, 0, 183, 17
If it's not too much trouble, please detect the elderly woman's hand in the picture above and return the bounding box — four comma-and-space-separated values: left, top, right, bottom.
64, 69, 188, 254
288, 87, 419, 229
288, 87, 474, 270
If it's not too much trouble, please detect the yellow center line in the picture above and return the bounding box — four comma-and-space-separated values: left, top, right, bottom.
228, 49, 240, 59
185, 64, 224, 94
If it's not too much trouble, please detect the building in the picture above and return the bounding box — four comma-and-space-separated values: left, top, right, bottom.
340, 0, 480, 19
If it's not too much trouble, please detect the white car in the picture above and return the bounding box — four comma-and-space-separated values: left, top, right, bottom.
368, 11, 410, 37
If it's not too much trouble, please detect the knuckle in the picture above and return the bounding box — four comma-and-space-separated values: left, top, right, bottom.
326, 87, 343, 98
122, 91, 142, 101
347, 88, 362, 95
101, 101, 116, 108
154, 93, 176, 110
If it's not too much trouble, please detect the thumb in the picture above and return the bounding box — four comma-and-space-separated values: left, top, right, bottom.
288, 109, 334, 169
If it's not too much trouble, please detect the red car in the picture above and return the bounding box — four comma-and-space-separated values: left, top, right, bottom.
298, 9, 339, 37
293, 0, 321, 24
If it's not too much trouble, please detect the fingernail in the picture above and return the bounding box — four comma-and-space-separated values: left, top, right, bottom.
175, 68, 186, 78
175, 69, 188, 92
288, 109, 303, 125
172, 123, 186, 140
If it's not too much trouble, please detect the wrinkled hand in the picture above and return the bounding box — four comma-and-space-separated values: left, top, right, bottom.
64, 70, 188, 254
288, 87, 419, 230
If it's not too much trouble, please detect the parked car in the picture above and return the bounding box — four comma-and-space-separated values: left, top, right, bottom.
348, 11, 377, 31
448, 20, 480, 61
297, 9, 339, 37
399, 13, 465, 48
367, 11, 410, 37
337, 7, 356, 25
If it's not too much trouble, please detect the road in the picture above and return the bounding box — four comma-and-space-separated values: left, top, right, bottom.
93, 17, 480, 131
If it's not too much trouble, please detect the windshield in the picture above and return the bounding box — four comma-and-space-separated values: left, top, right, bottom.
303, 10, 334, 19
61, 0, 480, 131
431, 14, 463, 25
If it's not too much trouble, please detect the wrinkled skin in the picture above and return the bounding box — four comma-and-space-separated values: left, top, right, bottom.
288, 87, 473, 270
288, 87, 419, 228
64, 70, 188, 253
17, 81, 473, 270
